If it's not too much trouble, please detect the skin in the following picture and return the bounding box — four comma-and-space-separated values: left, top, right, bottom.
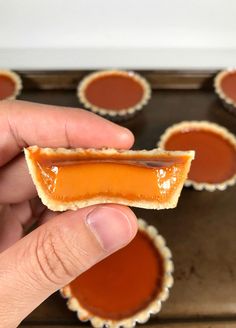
0, 101, 138, 328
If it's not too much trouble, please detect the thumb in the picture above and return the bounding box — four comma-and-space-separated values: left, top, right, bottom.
0, 204, 137, 328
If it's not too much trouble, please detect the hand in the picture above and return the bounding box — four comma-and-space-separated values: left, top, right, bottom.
0, 101, 138, 328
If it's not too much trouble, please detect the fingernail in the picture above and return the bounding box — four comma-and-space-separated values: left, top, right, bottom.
86, 207, 133, 252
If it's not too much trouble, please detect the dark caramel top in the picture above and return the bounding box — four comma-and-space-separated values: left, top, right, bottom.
84, 73, 144, 110
69, 231, 164, 320
220, 72, 236, 103
164, 129, 236, 183
0, 75, 16, 100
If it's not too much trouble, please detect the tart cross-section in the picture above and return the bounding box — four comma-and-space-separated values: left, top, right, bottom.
25, 147, 194, 211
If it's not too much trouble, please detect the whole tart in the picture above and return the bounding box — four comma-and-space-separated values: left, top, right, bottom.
158, 121, 236, 191
214, 69, 236, 115
0, 70, 22, 100
77, 70, 151, 121
61, 219, 173, 328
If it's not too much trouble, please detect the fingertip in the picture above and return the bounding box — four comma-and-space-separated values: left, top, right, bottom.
103, 204, 138, 240
117, 127, 135, 149
83, 204, 138, 253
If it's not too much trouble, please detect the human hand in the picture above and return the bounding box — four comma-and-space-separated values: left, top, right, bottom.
0, 101, 138, 328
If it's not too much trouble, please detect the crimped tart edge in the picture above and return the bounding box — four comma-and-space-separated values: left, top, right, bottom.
0, 69, 22, 100
24, 146, 194, 211
214, 69, 236, 108
158, 120, 236, 191
77, 70, 151, 117
60, 218, 174, 328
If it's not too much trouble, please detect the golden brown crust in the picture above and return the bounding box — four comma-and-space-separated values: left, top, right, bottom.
24, 146, 194, 211
158, 121, 236, 191
0, 70, 22, 100
77, 70, 151, 117
60, 218, 174, 328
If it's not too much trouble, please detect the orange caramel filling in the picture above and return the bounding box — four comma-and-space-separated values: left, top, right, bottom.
220, 72, 236, 103
84, 73, 144, 110
28, 149, 191, 203
0, 74, 16, 100
69, 230, 164, 320
164, 129, 236, 183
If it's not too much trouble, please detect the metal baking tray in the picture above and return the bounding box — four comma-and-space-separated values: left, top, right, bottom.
18, 70, 236, 328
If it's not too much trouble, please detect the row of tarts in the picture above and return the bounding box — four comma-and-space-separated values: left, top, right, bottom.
1, 68, 236, 191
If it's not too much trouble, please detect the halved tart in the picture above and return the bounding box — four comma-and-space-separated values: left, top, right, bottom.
24, 146, 194, 211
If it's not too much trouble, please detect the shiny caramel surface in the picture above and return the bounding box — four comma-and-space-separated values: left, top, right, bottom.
164, 129, 236, 183
0, 75, 15, 100
84, 73, 144, 110
69, 231, 164, 320
29, 149, 190, 203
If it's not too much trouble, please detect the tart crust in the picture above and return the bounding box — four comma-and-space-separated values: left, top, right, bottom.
214, 69, 236, 114
24, 146, 194, 211
61, 218, 174, 328
77, 70, 151, 119
0, 70, 22, 100
158, 121, 236, 191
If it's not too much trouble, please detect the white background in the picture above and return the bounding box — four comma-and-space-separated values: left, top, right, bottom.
0, 0, 235, 69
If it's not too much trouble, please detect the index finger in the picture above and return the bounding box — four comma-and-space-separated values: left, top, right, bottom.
0, 100, 134, 167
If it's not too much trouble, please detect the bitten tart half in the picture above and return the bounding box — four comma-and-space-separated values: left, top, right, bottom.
24, 146, 194, 211
61, 219, 173, 328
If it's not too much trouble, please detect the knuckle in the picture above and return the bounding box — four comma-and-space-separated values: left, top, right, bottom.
33, 226, 91, 286
59, 226, 94, 273
34, 227, 76, 285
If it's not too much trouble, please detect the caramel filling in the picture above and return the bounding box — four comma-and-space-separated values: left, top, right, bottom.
164, 129, 236, 183
220, 72, 236, 103
84, 73, 144, 110
0, 75, 16, 100
29, 149, 190, 203
69, 231, 164, 320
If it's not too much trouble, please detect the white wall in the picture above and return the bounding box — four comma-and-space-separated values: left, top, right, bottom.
0, 0, 235, 69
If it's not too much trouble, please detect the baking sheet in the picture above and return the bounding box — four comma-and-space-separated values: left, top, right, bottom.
18, 72, 236, 327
